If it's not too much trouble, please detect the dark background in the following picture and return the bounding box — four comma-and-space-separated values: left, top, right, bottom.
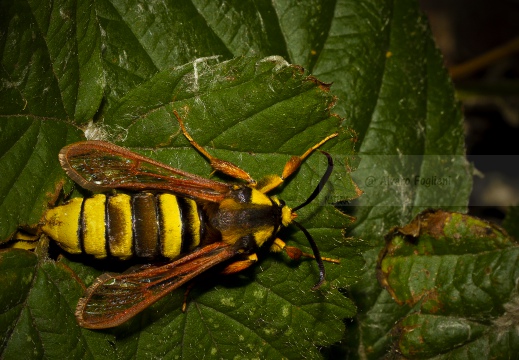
420, 0, 519, 222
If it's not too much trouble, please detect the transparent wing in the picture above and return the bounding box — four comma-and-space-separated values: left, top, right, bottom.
75, 242, 237, 329
59, 141, 231, 202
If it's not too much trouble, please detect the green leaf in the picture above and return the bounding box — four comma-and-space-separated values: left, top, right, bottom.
0, 119, 83, 240
1, 18, 358, 358
312, 1, 472, 357
0, 0, 104, 120
377, 210, 519, 358
0, 249, 38, 345
0, 249, 116, 359
104, 56, 343, 152
0, 0, 474, 358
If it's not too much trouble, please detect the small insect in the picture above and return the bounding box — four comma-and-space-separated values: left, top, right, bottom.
40, 111, 339, 329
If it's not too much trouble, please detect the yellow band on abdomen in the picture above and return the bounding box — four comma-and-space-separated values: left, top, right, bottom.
82, 194, 107, 258
158, 194, 182, 259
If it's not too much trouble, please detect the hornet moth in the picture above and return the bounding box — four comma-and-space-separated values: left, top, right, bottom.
40, 111, 339, 329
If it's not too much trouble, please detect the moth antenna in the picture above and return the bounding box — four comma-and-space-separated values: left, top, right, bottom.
292, 151, 333, 212
291, 152, 334, 289
292, 220, 326, 290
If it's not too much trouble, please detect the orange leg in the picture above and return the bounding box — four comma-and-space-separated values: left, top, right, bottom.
255, 134, 338, 193
270, 238, 340, 264
219, 253, 258, 274
174, 110, 255, 184
173, 110, 338, 193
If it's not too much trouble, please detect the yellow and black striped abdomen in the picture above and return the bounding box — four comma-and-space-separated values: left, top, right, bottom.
42, 193, 205, 260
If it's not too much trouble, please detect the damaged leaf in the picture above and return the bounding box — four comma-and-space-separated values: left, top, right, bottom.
378, 210, 519, 358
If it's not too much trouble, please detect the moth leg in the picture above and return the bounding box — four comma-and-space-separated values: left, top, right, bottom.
173, 111, 255, 184
182, 283, 195, 312
220, 253, 258, 275
270, 238, 340, 264
255, 133, 338, 193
